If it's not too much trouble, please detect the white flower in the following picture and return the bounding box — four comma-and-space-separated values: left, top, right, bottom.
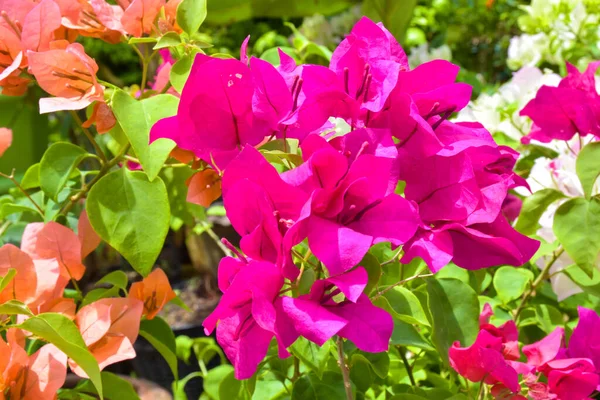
408, 44, 452, 69
507, 33, 550, 70
456, 67, 560, 141
524, 136, 600, 300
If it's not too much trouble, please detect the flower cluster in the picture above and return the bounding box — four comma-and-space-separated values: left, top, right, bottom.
451, 304, 600, 400
457, 67, 561, 141
519, 61, 600, 144
0, 217, 175, 397
507, 0, 600, 71
0, 0, 179, 113
151, 16, 540, 379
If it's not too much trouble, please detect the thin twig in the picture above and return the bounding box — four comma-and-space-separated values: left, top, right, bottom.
0, 169, 44, 215
336, 337, 353, 400
514, 247, 565, 319
203, 224, 234, 258
70, 110, 108, 164
399, 347, 416, 387
59, 144, 130, 216
372, 273, 434, 300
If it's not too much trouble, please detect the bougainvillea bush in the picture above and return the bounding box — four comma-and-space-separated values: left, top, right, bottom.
2, 1, 600, 399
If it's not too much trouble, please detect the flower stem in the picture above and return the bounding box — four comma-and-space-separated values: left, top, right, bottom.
70, 110, 108, 164
0, 169, 44, 215
372, 273, 434, 300
399, 347, 416, 386
59, 143, 130, 216
514, 247, 564, 319
336, 336, 353, 400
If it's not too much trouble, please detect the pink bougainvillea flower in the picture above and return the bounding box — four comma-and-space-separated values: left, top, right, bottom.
27, 42, 104, 113
0, 127, 12, 156
567, 306, 600, 372
276, 267, 393, 352
70, 298, 143, 377
0, 329, 67, 400
369, 60, 472, 159
78, 210, 101, 259
19, 0, 62, 53
21, 222, 87, 281
0, 244, 38, 304
449, 329, 520, 393
26, 258, 70, 315
329, 16, 408, 115
545, 358, 599, 400
523, 327, 565, 369
203, 260, 288, 379
150, 53, 266, 170
479, 304, 520, 361
520, 62, 600, 143
221, 146, 308, 278
250, 56, 347, 142
401, 120, 539, 272
128, 268, 176, 320
283, 133, 419, 276
150, 49, 176, 94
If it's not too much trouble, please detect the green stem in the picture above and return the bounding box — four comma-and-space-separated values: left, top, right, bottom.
372, 273, 434, 300
336, 337, 353, 400
399, 347, 416, 387
59, 143, 130, 216
514, 247, 564, 319
0, 169, 44, 215
70, 110, 108, 164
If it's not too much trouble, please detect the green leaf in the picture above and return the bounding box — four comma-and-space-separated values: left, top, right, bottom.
291, 372, 347, 400
515, 189, 565, 235
203, 365, 235, 399
493, 267, 534, 304
349, 355, 374, 393
21, 163, 40, 189
139, 317, 178, 379
72, 372, 140, 400
553, 197, 600, 277
290, 337, 331, 379
218, 369, 244, 399
86, 168, 170, 276
382, 286, 430, 326
170, 55, 194, 93
576, 141, 600, 199
389, 320, 434, 351
111, 90, 178, 181
19, 313, 103, 399
426, 278, 480, 363
177, 0, 207, 35
80, 286, 121, 308
360, 252, 381, 295
0, 203, 42, 219
128, 37, 157, 44
363, 0, 417, 43
564, 265, 600, 297
40, 142, 90, 201
0, 268, 16, 293
174, 372, 203, 400
154, 32, 182, 50
0, 299, 33, 316
97, 270, 128, 290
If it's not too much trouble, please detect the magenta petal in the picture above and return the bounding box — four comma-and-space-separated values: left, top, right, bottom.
334, 295, 393, 352
523, 327, 565, 367
348, 194, 419, 246
217, 310, 273, 380
250, 57, 292, 129
276, 296, 347, 346
401, 228, 454, 273
308, 216, 373, 276
568, 307, 600, 373
325, 267, 368, 303
445, 216, 540, 270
